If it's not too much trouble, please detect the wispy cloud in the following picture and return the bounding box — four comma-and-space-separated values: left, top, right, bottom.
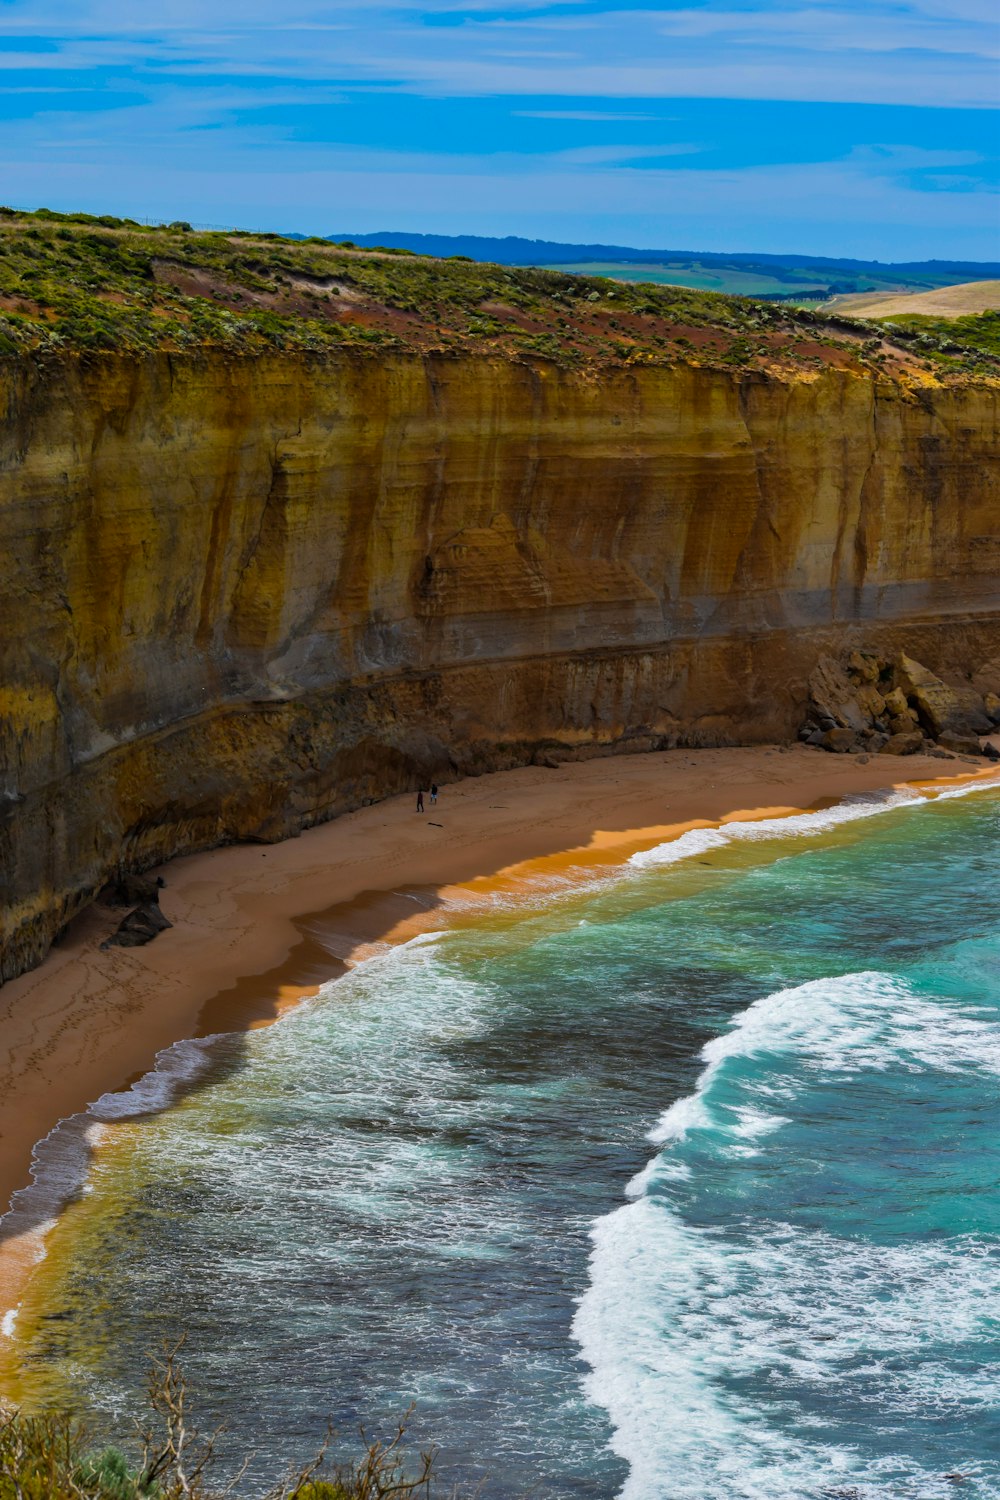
1, 131, 994, 254
3, 2, 998, 105
653, 4, 999, 57
0, 1, 996, 256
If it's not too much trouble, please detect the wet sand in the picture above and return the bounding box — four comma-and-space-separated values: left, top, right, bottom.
1, 744, 997, 1324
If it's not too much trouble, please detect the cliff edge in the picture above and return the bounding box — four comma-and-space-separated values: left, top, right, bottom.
1, 213, 998, 981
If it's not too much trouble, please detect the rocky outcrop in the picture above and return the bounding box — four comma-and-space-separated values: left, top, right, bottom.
100, 901, 172, 952
2, 350, 999, 981
801, 649, 999, 756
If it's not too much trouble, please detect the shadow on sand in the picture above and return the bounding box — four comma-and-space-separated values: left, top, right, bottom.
0, 881, 449, 1259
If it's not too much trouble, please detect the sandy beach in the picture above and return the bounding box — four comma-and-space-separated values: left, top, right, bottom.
1, 743, 998, 1329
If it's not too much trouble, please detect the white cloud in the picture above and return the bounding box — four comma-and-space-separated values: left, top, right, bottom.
0, 0, 995, 257
553, 142, 703, 163
653, 4, 999, 57
2, 1, 997, 107
1, 100, 994, 257
331, 50, 1000, 108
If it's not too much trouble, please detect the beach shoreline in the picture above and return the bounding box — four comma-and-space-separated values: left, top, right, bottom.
2, 743, 998, 1338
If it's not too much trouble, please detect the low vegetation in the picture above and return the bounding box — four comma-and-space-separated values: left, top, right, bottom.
0, 1345, 461, 1500
872, 310, 1000, 361
0, 207, 995, 381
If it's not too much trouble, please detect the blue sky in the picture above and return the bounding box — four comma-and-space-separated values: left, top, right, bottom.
0, 1, 997, 258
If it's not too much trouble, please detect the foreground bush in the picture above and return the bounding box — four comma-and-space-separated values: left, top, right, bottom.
0, 1344, 457, 1499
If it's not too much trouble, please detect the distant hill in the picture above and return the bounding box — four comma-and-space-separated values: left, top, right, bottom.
830, 280, 1000, 319
326, 232, 1000, 301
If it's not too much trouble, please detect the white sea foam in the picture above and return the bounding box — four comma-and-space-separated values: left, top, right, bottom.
577, 1190, 1000, 1499
928, 773, 1000, 804
90, 1035, 221, 1122
629, 825, 732, 867
574, 1199, 857, 1500
0, 1034, 224, 1289
648, 969, 1000, 1151
628, 787, 928, 870
577, 967, 1000, 1498
0, 923, 479, 1278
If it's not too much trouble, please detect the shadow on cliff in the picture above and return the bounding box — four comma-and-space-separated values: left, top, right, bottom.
0, 884, 447, 1252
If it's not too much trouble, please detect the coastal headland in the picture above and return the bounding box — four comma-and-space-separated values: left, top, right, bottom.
2, 213, 999, 990
2, 743, 998, 1341
2, 215, 999, 1361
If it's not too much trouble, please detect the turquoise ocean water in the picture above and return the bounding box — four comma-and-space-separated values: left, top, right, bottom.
8, 781, 1000, 1498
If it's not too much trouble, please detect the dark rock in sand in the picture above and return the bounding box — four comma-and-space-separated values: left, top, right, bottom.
802, 647, 1000, 760
937, 732, 987, 756
878, 731, 924, 756
101, 902, 173, 950
821, 727, 857, 754
809, 657, 870, 734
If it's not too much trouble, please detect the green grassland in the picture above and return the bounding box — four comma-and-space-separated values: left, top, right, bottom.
0, 207, 995, 380
540, 261, 836, 298
537, 259, 995, 306
876, 310, 1000, 360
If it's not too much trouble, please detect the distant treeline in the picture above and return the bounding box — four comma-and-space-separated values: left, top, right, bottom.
757, 289, 831, 302
757, 286, 872, 302
324, 231, 1000, 285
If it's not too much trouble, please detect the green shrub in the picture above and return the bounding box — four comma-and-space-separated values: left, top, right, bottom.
74, 1445, 155, 1498
0, 206, 994, 378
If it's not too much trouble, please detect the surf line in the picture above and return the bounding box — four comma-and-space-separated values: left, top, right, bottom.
2, 765, 997, 1358
575, 775, 1000, 1499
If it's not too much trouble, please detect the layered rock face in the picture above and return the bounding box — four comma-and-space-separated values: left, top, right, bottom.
2, 351, 999, 979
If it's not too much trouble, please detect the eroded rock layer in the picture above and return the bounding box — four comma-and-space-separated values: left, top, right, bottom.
2, 351, 999, 979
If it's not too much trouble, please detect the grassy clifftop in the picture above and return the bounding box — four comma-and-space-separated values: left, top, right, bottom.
1, 207, 996, 381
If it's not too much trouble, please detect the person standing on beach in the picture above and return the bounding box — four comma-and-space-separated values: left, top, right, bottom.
416, 788, 425, 813
430, 784, 438, 805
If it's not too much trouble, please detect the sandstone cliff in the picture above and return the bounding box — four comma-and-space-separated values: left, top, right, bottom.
2, 342, 998, 982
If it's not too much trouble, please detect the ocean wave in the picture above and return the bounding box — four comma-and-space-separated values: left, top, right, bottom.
927, 772, 1000, 803
0, 925, 500, 1325
647, 969, 1000, 1155
628, 787, 928, 870
575, 1197, 1000, 1500
577, 968, 1000, 1499
8, 776, 961, 1271
574, 1198, 853, 1500
0, 1034, 224, 1321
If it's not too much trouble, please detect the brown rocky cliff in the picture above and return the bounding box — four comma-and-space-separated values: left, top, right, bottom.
1, 350, 998, 980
